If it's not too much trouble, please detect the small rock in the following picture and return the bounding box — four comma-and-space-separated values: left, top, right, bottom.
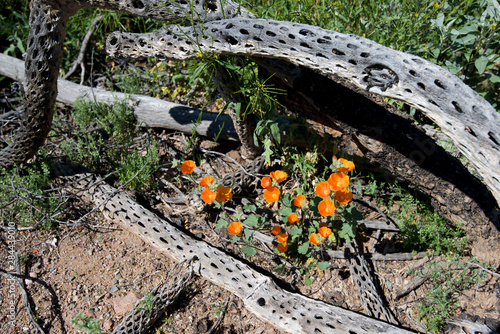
103, 319, 114, 331
110, 286, 119, 293
115, 273, 123, 279
112, 291, 143, 314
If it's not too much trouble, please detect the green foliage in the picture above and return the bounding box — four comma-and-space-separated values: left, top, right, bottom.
0, 0, 29, 56
63, 98, 159, 189
0, 157, 60, 228
410, 256, 493, 332
391, 191, 468, 254
135, 290, 156, 316
71, 313, 103, 334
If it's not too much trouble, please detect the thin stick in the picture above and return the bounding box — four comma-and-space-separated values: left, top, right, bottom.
0, 253, 47, 334
62, 15, 103, 84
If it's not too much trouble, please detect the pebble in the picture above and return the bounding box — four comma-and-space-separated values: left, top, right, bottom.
110, 286, 119, 293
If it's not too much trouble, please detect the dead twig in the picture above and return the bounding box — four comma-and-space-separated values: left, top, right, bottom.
0, 253, 46, 334
62, 15, 103, 84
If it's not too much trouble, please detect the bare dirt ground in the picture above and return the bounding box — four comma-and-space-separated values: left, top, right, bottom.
1, 141, 499, 334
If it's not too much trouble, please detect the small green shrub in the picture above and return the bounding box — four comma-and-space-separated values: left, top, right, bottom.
71, 313, 103, 334
0, 156, 60, 228
392, 192, 468, 255
63, 98, 159, 189
411, 256, 493, 332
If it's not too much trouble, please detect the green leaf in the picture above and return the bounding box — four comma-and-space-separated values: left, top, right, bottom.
278, 207, 293, 218
243, 228, 253, 242
244, 214, 261, 227
241, 245, 257, 256
489, 74, 500, 83
216, 219, 228, 229
343, 204, 363, 223
243, 203, 257, 212
232, 235, 240, 243
273, 263, 285, 272
305, 275, 314, 286
475, 56, 489, 74
317, 261, 330, 271
338, 221, 356, 242
290, 225, 302, 236
298, 242, 310, 255
281, 193, 292, 207
270, 122, 281, 145
234, 102, 242, 118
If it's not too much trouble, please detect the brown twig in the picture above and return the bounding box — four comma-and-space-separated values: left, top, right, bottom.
62, 15, 103, 84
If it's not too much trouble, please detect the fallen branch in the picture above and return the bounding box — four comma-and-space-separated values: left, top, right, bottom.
62, 15, 103, 84
0, 253, 46, 334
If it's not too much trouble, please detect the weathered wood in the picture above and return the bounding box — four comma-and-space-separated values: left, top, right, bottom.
0, 53, 238, 142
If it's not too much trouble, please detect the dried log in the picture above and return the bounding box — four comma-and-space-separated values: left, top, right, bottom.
0, 53, 238, 142
53, 162, 416, 334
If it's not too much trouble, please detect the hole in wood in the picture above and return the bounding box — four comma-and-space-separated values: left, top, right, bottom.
465, 126, 477, 137
203, 0, 217, 11
131, 0, 144, 9
225, 35, 238, 45
417, 82, 425, 90
488, 132, 500, 146
240, 28, 249, 35
452, 101, 463, 113
434, 79, 446, 89
257, 297, 266, 306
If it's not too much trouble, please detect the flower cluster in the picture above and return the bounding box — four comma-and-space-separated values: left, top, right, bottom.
180, 161, 233, 205
259, 158, 355, 254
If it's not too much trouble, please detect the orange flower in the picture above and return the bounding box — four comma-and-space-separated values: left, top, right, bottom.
335, 188, 353, 205
181, 160, 195, 174
215, 185, 233, 202
277, 233, 288, 243
201, 188, 217, 203
277, 242, 288, 253
318, 198, 335, 217
272, 226, 282, 235
293, 194, 307, 208
200, 176, 214, 187
287, 213, 299, 224
328, 172, 349, 191
263, 186, 280, 203
309, 233, 321, 245
315, 181, 331, 198
228, 222, 243, 235
318, 226, 332, 238
270, 170, 287, 182
338, 158, 355, 173
260, 176, 272, 188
